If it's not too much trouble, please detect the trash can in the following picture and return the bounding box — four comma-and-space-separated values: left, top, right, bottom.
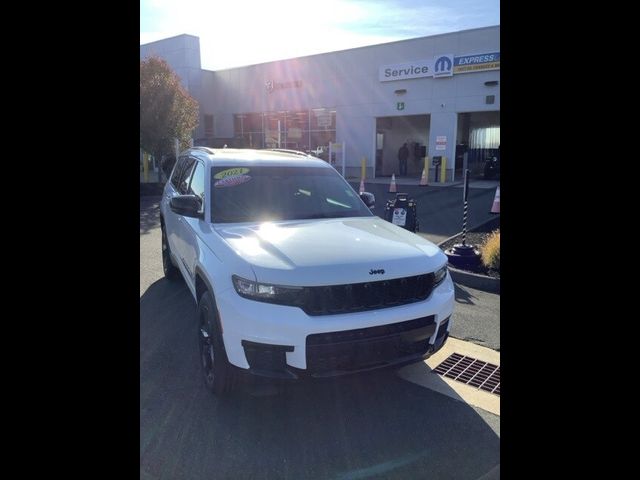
383, 192, 419, 232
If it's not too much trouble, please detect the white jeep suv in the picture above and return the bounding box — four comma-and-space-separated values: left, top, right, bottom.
160, 148, 454, 395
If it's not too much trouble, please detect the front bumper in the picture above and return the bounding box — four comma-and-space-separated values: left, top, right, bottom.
216, 274, 455, 379
238, 317, 450, 379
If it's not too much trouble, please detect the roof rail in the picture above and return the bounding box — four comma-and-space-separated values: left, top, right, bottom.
190, 146, 216, 154
266, 148, 311, 157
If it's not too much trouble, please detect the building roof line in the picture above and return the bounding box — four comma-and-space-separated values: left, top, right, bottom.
199, 25, 500, 73
140, 33, 200, 47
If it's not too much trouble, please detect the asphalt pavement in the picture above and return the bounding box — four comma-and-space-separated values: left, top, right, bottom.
348, 181, 497, 245
452, 284, 500, 351
140, 189, 500, 479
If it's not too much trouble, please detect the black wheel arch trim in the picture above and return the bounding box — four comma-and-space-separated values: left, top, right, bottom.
194, 266, 224, 332
194, 267, 231, 361
194, 266, 214, 300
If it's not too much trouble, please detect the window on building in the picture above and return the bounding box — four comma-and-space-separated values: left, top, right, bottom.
204, 115, 214, 138
285, 110, 309, 151
309, 109, 337, 161
234, 112, 264, 148
469, 126, 500, 149
233, 109, 336, 160
264, 112, 285, 149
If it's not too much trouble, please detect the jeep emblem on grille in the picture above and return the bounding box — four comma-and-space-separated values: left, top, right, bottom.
369, 269, 385, 275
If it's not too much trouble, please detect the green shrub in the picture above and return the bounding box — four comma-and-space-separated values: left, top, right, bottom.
481, 229, 500, 271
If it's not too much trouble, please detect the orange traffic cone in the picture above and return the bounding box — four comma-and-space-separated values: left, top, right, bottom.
420, 157, 429, 186
389, 173, 397, 193
490, 186, 500, 213
419, 168, 428, 186
359, 179, 365, 194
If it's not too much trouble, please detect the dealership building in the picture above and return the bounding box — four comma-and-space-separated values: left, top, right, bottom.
140, 25, 499, 182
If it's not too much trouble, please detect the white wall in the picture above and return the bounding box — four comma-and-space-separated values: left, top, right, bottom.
142, 26, 499, 179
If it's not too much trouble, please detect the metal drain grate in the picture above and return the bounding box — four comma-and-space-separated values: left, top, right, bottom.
433, 353, 500, 396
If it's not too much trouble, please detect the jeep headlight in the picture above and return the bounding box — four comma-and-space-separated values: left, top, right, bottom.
232, 275, 304, 305
433, 264, 448, 286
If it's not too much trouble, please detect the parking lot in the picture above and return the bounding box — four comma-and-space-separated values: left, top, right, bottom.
346, 181, 497, 245
140, 185, 500, 479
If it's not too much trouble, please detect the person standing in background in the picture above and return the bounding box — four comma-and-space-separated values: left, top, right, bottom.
398, 143, 409, 176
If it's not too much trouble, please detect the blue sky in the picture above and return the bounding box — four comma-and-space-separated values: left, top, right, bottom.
141, 0, 499, 71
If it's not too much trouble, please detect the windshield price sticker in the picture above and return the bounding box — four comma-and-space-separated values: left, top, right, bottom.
214, 168, 250, 180
214, 174, 252, 188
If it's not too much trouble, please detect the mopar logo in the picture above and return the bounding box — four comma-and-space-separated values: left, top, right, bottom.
369, 269, 385, 275
435, 56, 452, 72
434, 55, 453, 77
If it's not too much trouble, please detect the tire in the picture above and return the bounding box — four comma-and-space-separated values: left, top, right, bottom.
161, 224, 179, 281
197, 291, 236, 396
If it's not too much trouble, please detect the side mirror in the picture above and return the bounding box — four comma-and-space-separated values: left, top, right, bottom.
360, 191, 375, 209
170, 194, 203, 218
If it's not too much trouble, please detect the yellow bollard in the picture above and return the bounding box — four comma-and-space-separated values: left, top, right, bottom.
361, 157, 366, 180
143, 153, 149, 183
440, 156, 447, 183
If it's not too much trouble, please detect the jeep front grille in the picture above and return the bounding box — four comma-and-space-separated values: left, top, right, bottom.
300, 273, 434, 316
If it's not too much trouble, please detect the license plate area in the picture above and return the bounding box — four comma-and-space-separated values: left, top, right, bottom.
306, 316, 436, 374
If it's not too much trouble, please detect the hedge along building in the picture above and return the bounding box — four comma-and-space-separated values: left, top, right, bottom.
140, 25, 499, 182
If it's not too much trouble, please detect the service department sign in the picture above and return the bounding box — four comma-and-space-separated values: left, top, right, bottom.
380, 51, 499, 82
453, 52, 500, 73
379, 60, 431, 82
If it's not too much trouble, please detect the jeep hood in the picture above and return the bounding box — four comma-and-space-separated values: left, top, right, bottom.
215, 217, 446, 286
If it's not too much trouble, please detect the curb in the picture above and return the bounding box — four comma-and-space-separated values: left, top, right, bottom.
437, 215, 500, 248
438, 215, 500, 294
447, 267, 500, 294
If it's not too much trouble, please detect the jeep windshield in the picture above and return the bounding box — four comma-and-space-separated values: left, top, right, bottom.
210, 166, 373, 223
